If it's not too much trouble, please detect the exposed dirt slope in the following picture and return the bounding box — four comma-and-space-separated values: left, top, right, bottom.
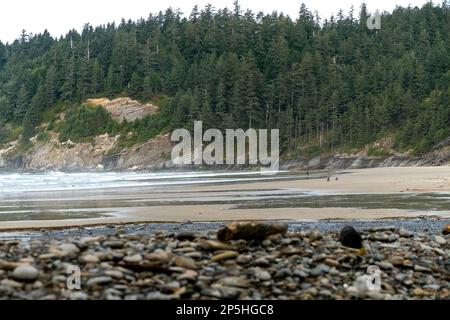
86, 97, 158, 122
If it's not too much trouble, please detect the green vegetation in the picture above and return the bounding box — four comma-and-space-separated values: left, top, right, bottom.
367, 146, 390, 157
0, 2, 450, 156
0, 122, 21, 147
57, 98, 170, 149
106, 112, 171, 154
58, 104, 116, 142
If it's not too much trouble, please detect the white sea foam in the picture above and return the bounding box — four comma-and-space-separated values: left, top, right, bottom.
0, 171, 288, 193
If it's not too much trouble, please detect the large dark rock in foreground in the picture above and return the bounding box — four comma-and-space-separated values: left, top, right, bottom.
339, 226, 363, 249
217, 222, 288, 242
443, 224, 450, 235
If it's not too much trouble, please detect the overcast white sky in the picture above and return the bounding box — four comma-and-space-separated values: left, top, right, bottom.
0, 0, 433, 43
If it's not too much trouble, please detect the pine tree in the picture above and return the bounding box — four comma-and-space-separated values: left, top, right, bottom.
215, 80, 227, 127
129, 72, 143, 99
106, 66, 122, 97
21, 112, 36, 143
44, 65, 58, 106
14, 85, 30, 122
77, 59, 93, 99
61, 56, 76, 101
92, 60, 105, 94
0, 96, 12, 122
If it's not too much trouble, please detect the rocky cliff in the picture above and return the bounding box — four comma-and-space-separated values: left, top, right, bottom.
281, 155, 425, 171
86, 97, 158, 123
0, 97, 172, 171
0, 133, 172, 171
2, 137, 447, 172
281, 137, 450, 170
281, 147, 450, 171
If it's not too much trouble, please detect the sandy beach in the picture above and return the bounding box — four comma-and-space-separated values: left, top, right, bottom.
187, 166, 450, 194
0, 167, 449, 302
1, 166, 450, 231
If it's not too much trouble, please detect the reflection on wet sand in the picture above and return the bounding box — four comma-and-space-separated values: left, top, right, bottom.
1, 167, 450, 228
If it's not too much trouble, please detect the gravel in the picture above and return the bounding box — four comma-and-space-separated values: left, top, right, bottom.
1, 217, 448, 241
0, 220, 448, 300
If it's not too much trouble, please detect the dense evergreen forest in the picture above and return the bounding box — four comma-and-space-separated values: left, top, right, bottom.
1, 1, 450, 156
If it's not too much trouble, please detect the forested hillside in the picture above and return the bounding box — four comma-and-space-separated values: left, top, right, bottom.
1, 1, 450, 157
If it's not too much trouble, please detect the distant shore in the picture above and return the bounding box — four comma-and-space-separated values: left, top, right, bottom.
1, 167, 450, 231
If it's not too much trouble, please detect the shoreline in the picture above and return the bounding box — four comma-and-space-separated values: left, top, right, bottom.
0, 217, 448, 241
0, 207, 449, 232
2, 167, 450, 230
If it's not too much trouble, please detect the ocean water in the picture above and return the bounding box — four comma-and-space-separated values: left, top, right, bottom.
0, 171, 449, 222
0, 170, 302, 222
0, 171, 287, 194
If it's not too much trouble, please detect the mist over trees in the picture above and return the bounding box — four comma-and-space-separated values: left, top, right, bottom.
0, 1, 450, 155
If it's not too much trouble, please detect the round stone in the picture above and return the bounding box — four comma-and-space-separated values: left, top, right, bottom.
219, 276, 250, 288
12, 265, 39, 281
399, 228, 413, 238
70, 292, 88, 300
58, 243, 80, 257
86, 276, 112, 287
434, 235, 446, 245
255, 270, 271, 281
379, 261, 394, 270
123, 254, 143, 264
236, 255, 252, 264
104, 270, 124, 279
389, 256, 404, 266
308, 230, 322, 242
174, 256, 197, 269
177, 270, 198, 281
80, 254, 100, 264
146, 291, 175, 300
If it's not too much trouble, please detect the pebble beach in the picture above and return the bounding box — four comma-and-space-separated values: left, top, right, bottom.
0, 220, 448, 300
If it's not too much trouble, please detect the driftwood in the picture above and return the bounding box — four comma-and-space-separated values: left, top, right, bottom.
217, 222, 288, 242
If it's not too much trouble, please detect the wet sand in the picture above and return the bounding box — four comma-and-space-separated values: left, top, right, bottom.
185, 166, 450, 194
1, 206, 444, 231
1, 166, 450, 231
